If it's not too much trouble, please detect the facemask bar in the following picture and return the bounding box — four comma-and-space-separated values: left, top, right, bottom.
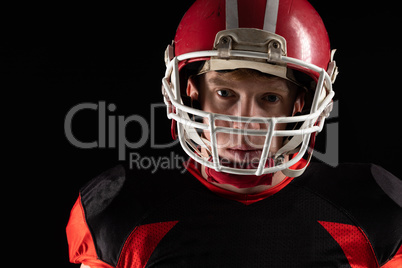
162, 49, 335, 176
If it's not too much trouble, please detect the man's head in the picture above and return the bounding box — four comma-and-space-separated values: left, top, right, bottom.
162, 0, 338, 180
186, 69, 305, 167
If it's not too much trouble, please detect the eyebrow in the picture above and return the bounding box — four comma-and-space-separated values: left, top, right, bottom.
207, 76, 229, 86
207, 74, 290, 93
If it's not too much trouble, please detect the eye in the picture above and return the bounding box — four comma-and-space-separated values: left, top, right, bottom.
263, 94, 280, 103
217, 89, 234, 98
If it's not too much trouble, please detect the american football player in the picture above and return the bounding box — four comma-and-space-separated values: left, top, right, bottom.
67, 0, 402, 267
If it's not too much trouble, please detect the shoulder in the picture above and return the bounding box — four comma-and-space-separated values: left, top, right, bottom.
79, 163, 197, 218
370, 164, 402, 207
79, 165, 126, 217
79, 162, 194, 229
69, 163, 200, 266
293, 162, 402, 265
295, 162, 402, 208
66, 165, 131, 266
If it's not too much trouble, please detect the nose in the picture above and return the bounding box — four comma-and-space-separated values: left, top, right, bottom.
232, 119, 261, 130
232, 98, 263, 130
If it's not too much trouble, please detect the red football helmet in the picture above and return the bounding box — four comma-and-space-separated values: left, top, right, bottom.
162, 0, 338, 177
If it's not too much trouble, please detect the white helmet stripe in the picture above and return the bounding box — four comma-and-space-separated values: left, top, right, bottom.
263, 0, 279, 33
225, 0, 239, 29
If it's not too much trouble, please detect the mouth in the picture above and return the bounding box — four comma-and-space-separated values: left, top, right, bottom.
224, 146, 264, 167
228, 145, 263, 154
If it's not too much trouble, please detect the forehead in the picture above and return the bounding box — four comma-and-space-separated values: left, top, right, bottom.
203, 70, 291, 92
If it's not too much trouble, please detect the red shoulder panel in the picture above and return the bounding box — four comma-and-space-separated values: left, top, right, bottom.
116, 221, 178, 268
66, 195, 114, 268
318, 221, 378, 268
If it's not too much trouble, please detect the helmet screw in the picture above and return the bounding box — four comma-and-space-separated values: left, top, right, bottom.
221, 36, 229, 44
272, 41, 280, 49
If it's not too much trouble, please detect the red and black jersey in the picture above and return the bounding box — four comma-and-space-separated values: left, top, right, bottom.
66, 160, 402, 267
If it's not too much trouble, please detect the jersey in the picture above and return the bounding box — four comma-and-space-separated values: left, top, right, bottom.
66, 159, 402, 267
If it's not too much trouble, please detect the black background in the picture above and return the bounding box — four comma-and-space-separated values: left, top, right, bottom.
3, 1, 401, 266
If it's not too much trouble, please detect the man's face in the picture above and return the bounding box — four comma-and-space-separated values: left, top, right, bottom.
187, 69, 304, 167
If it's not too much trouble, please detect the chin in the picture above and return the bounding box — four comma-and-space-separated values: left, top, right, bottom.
218, 149, 261, 168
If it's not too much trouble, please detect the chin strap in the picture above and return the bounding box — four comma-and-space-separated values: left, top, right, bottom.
274, 122, 318, 178
280, 151, 313, 178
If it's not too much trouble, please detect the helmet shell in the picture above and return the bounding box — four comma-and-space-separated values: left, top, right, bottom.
174, 0, 331, 79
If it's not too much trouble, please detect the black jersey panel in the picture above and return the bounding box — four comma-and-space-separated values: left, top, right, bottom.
77, 162, 401, 267
293, 162, 402, 265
